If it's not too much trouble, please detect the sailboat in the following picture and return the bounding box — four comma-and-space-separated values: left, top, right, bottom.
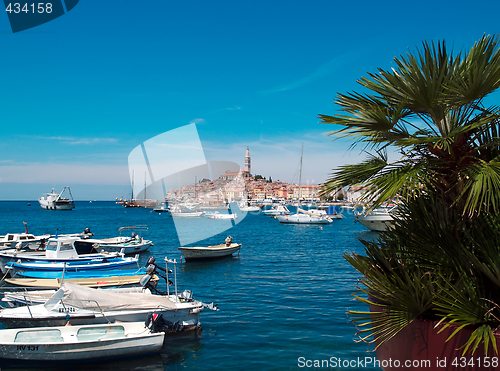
277, 146, 335, 224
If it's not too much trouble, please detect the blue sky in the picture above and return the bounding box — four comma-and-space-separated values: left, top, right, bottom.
1, 0, 499, 200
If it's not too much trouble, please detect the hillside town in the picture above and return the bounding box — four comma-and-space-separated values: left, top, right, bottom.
165, 148, 353, 204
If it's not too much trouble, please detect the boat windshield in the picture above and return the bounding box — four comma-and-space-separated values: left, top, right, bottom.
46, 241, 58, 251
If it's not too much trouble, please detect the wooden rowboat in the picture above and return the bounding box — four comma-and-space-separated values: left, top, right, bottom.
178, 243, 242, 261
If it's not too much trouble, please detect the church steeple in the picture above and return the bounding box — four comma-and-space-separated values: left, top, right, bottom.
245, 147, 251, 175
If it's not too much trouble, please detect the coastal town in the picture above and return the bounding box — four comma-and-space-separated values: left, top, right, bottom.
163, 148, 354, 205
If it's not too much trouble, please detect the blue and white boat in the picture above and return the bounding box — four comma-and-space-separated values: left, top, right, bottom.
0, 236, 125, 275
6, 256, 139, 276
9, 267, 148, 280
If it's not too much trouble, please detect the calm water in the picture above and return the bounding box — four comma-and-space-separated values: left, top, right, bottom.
0, 201, 382, 371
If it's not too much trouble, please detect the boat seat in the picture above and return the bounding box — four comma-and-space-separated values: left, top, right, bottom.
14, 329, 63, 343
77, 325, 125, 341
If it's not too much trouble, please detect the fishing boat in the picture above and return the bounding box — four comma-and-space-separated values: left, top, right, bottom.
170, 204, 205, 217
93, 226, 154, 255
0, 222, 50, 250
38, 187, 75, 210
205, 211, 237, 219
354, 206, 395, 232
178, 237, 241, 261
0, 321, 164, 361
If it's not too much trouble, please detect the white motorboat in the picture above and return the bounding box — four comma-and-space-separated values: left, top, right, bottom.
261, 205, 290, 216
38, 187, 75, 210
179, 238, 241, 261
354, 207, 395, 232
205, 211, 237, 220
0, 281, 203, 329
0, 321, 164, 361
170, 204, 205, 217
277, 209, 333, 224
238, 202, 261, 212
94, 226, 154, 255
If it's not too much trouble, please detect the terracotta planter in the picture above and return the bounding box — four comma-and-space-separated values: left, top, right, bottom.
370, 304, 500, 370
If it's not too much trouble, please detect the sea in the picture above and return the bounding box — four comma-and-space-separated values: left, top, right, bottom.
0, 201, 383, 371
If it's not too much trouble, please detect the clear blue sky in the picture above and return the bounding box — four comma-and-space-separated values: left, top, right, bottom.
1, 0, 499, 200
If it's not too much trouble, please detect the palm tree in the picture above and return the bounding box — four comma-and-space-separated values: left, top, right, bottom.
320, 35, 500, 355
320, 34, 500, 217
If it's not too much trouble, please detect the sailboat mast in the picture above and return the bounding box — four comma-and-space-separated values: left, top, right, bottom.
131, 170, 135, 201
297, 145, 303, 209
144, 172, 146, 207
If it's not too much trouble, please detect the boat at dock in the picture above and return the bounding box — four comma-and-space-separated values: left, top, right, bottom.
0, 321, 164, 361
38, 187, 75, 210
0, 236, 127, 275
179, 237, 241, 261
0, 257, 218, 329
93, 226, 154, 255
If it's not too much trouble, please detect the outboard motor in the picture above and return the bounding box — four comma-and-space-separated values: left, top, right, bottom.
145, 312, 185, 332
82, 228, 93, 238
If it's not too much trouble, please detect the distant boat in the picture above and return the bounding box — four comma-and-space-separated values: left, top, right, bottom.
205, 211, 237, 219
0, 321, 164, 361
38, 187, 75, 210
276, 146, 333, 225
262, 204, 290, 216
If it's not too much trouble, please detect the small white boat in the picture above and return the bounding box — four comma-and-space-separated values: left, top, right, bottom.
0, 222, 50, 250
262, 204, 290, 216
0, 321, 164, 361
179, 239, 241, 261
38, 187, 75, 210
354, 207, 395, 232
205, 211, 237, 219
170, 205, 205, 217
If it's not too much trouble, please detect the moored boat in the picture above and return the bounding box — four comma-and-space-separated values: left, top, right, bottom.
205, 211, 237, 219
38, 187, 75, 210
0, 321, 164, 361
179, 238, 241, 261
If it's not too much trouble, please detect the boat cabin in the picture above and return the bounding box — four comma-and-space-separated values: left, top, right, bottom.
45, 237, 95, 259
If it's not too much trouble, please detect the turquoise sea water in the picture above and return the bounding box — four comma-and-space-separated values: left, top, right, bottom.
0, 201, 382, 371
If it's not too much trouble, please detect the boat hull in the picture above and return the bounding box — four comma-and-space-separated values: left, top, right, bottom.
354, 214, 394, 232
179, 243, 241, 260
0, 323, 164, 361
276, 214, 332, 224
